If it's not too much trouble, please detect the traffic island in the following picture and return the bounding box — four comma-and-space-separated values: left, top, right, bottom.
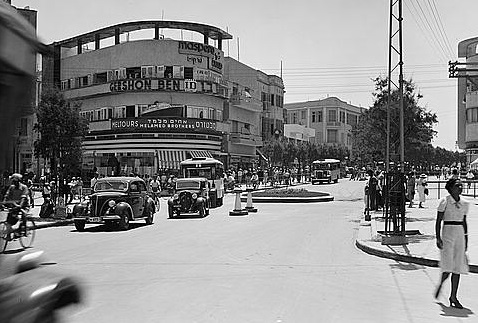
240, 188, 333, 203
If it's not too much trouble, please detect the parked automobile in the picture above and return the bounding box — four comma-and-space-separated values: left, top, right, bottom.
72, 177, 156, 231
167, 177, 210, 218
0, 250, 82, 323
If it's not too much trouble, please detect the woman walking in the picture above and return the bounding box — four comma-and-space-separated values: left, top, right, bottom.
434, 178, 469, 308
417, 173, 428, 208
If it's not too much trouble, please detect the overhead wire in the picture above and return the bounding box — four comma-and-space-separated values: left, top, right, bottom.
429, 0, 455, 58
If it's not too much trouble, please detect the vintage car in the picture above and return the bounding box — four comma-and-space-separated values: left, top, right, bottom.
72, 177, 157, 231
167, 177, 210, 218
0, 250, 82, 323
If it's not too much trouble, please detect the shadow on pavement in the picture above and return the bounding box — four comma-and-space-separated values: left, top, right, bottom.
389, 262, 426, 271
436, 302, 474, 318
70, 222, 148, 233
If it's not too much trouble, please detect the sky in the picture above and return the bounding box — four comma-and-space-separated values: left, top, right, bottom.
11, 0, 478, 151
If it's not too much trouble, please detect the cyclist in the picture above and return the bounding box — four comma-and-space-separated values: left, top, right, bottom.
150, 175, 161, 202
2, 173, 30, 237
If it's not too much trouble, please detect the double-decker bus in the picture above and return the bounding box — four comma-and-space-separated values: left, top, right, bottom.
311, 159, 341, 184
179, 157, 225, 207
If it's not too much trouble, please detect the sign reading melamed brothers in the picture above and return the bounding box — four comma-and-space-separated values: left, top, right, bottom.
110, 78, 217, 94
111, 118, 217, 133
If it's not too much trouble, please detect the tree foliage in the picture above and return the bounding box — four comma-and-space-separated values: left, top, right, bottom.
34, 87, 88, 177
351, 77, 438, 166
262, 138, 349, 168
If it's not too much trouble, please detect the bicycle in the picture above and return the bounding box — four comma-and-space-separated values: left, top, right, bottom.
0, 206, 36, 253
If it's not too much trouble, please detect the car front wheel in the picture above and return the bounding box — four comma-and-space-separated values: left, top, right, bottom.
168, 206, 174, 219
119, 212, 130, 230
74, 221, 85, 232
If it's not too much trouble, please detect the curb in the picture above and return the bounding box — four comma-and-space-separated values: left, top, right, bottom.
355, 239, 478, 274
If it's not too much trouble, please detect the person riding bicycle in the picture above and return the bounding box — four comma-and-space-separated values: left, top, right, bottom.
2, 173, 30, 237
150, 175, 161, 200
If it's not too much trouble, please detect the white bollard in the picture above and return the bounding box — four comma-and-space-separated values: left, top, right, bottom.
245, 188, 257, 212
229, 188, 248, 216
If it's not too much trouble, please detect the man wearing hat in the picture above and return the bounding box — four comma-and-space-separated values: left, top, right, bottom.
417, 173, 428, 208
2, 173, 30, 236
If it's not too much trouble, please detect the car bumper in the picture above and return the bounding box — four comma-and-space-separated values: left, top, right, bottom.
72, 215, 122, 223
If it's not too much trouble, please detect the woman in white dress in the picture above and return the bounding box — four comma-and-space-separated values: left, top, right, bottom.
434, 178, 469, 308
416, 173, 428, 208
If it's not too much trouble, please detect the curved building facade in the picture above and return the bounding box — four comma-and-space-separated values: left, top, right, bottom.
42, 21, 283, 176
457, 37, 478, 166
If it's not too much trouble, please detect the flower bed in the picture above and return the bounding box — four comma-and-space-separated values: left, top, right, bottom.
252, 188, 329, 198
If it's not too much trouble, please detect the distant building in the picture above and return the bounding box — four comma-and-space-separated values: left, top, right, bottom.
457, 37, 478, 167
41, 20, 284, 176
284, 97, 365, 150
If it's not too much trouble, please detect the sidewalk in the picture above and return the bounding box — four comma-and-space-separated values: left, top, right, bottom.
356, 195, 478, 273
0, 194, 76, 229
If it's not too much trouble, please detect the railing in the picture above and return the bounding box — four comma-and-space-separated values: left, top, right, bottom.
425, 180, 478, 199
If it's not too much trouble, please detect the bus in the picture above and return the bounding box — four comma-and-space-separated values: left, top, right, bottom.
179, 157, 225, 207
311, 159, 341, 184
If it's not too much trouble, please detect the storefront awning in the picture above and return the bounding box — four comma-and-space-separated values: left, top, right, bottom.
189, 150, 213, 158
256, 148, 268, 162
156, 150, 186, 169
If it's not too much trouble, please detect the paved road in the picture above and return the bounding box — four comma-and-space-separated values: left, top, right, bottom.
14, 180, 478, 322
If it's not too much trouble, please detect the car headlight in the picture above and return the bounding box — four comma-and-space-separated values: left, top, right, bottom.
108, 200, 116, 208
192, 193, 198, 199
173, 194, 179, 200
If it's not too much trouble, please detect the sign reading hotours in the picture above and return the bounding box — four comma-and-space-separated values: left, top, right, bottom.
111, 118, 217, 132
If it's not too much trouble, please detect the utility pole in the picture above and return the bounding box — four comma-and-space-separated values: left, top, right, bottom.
383, 0, 407, 245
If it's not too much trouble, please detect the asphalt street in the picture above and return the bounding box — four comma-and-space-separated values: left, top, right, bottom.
4, 180, 478, 322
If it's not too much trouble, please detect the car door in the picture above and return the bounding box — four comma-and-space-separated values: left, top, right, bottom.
129, 181, 144, 217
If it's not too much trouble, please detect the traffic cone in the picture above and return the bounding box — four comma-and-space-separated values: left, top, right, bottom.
229, 188, 248, 216
244, 188, 257, 212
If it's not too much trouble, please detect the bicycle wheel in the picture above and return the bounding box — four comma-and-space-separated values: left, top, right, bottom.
19, 218, 35, 249
0, 221, 8, 253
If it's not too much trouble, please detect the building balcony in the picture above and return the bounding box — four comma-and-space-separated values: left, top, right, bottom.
230, 132, 261, 146
230, 94, 262, 112
326, 121, 342, 127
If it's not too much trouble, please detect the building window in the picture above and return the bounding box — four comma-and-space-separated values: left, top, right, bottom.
126, 105, 136, 118
317, 111, 323, 122
312, 111, 316, 123
184, 67, 194, 79
95, 72, 107, 84
467, 108, 478, 123
301, 110, 306, 119
347, 113, 358, 126
340, 111, 346, 123
328, 110, 337, 122
19, 118, 28, 136
271, 94, 275, 106
327, 129, 338, 143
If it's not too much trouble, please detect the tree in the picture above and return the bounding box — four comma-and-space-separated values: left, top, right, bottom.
34, 87, 89, 179
352, 77, 438, 166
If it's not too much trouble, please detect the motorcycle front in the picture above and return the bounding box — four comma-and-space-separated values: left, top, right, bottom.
0, 251, 83, 323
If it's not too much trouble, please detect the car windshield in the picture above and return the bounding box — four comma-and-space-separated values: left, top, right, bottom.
176, 180, 201, 190
94, 180, 128, 192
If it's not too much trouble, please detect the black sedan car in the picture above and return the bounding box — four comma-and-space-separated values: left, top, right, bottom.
72, 177, 157, 231
167, 177, 210, 218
